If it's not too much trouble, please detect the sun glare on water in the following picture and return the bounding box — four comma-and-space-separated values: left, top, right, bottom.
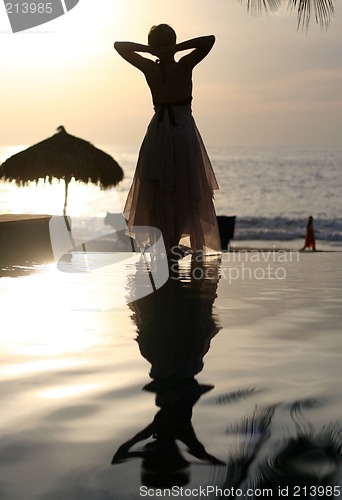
0, 177, 123, 216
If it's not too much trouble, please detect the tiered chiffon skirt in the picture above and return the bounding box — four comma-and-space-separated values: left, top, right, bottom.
124, 103, 221, 254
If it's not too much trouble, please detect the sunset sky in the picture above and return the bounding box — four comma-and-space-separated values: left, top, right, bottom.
1, 0, 341, 149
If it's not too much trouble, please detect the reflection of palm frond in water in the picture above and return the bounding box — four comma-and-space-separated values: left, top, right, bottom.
253, 427, 342, 498
219, 406, 276, 491
225, 405, 275, 436
321, 423, 342, 455
288, 398, 323, 411
215, 402, 342, 499
289, 398, 323, 436
217, 388, 261, 406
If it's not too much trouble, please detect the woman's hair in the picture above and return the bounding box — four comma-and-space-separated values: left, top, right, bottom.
148, 24, 176, 48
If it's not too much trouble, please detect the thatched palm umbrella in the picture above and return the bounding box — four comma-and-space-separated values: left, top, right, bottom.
0, 126, 124, 215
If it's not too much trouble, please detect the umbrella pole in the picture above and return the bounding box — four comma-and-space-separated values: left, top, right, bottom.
63, 178, 85, 254
63, 179, 69, 216
62, 179, 77, 254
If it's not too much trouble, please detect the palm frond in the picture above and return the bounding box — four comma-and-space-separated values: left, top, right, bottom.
288, 0, 335, 29
240, 0, 335, 28
240, 0, 282, 14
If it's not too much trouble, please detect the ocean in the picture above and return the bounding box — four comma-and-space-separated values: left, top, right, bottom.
1, 145, 341, 250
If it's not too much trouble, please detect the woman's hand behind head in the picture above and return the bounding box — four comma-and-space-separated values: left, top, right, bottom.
151, 45, 176, 61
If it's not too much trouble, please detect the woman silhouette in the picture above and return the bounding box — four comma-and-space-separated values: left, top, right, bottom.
114, 25, 221, 256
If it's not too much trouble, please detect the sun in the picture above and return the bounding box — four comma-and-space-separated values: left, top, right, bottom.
1, 1, 129, 70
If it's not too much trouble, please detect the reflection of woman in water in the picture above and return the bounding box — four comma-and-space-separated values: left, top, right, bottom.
112, 259, 224, 487
301, 215, 316, 251
114, 25, 221, 256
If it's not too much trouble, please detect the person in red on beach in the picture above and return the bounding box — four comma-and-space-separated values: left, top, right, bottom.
301, 215, 316, 251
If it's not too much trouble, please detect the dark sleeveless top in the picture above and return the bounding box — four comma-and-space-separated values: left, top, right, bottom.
153, 96, 193, 126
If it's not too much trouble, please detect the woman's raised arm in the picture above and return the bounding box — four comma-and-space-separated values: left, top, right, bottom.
152, 35, 215, 66
114, 41, 156, 71
177, 35, 215, 68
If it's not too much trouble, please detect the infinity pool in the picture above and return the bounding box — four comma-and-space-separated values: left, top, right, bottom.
0, 252, 341, 498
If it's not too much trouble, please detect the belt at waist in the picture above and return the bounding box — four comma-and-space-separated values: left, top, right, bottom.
153, 96, 193, 126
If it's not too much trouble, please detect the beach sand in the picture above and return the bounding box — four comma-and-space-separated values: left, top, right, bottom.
0, 250, 341, 498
